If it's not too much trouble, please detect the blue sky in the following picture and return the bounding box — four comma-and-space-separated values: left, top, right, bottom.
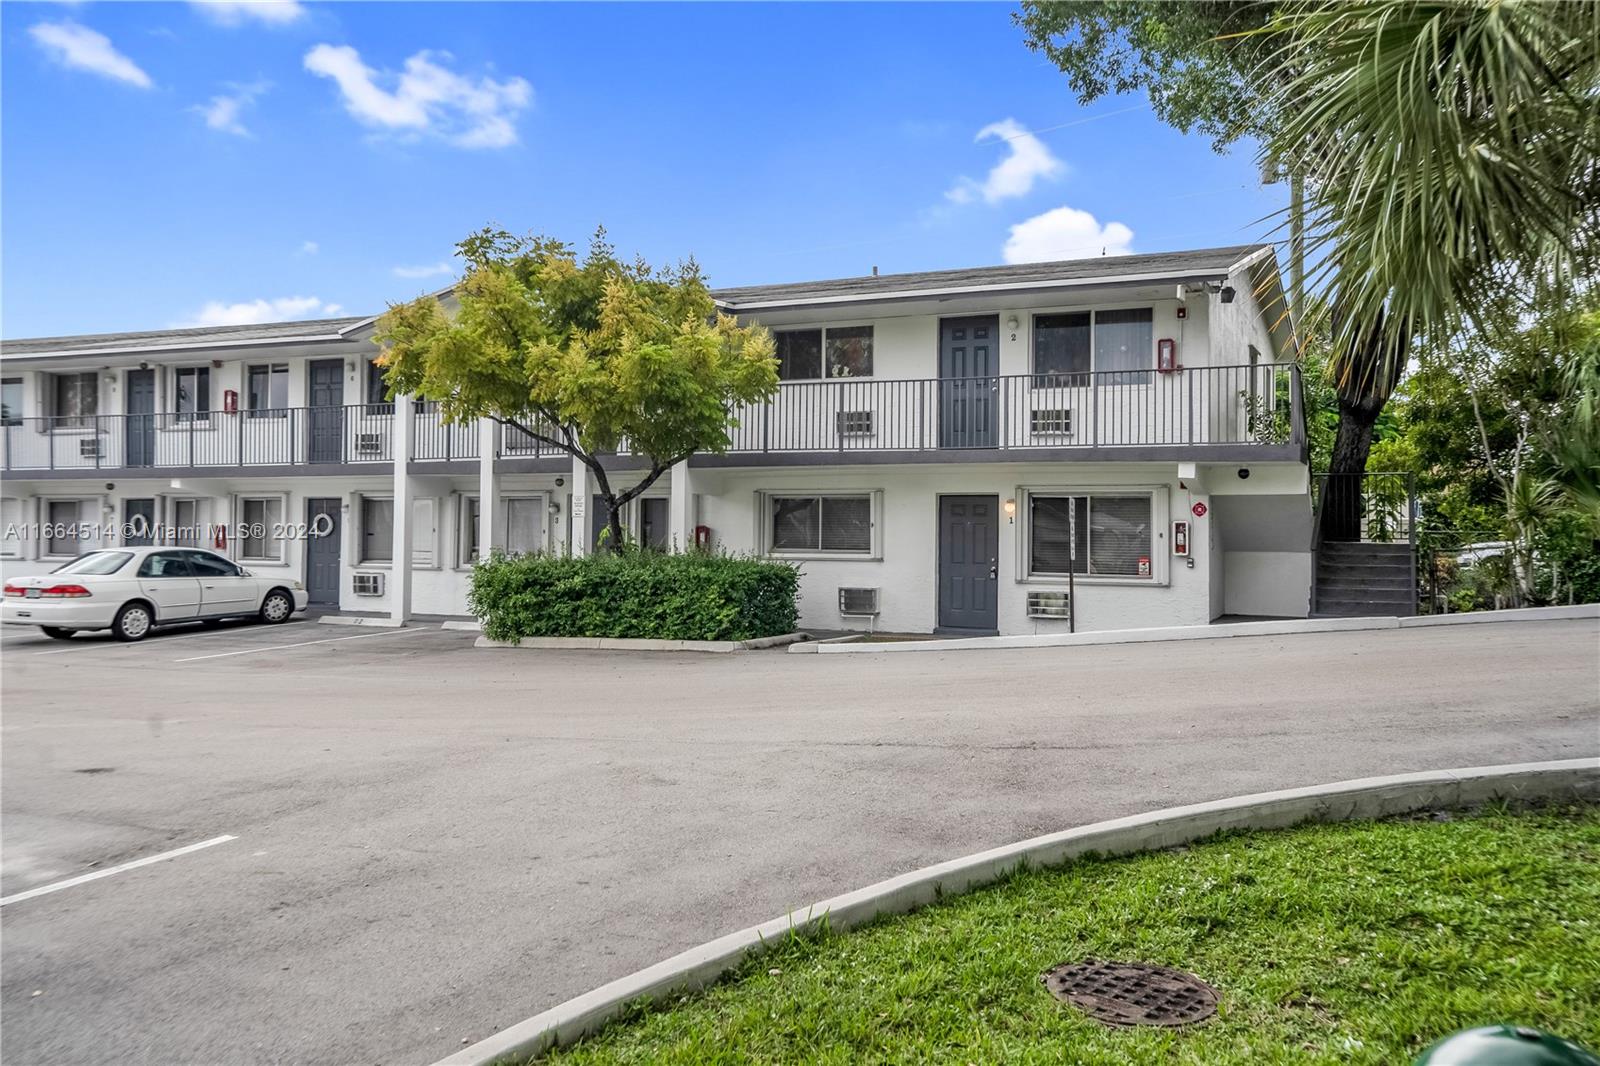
2, 1, 1285, 339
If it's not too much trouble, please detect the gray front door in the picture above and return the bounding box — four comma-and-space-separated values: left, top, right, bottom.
305, 498, 342, 604
939, 316, 999, 448
937, 495, 999, 632
126, 369, 155, 467
307, 359, 344, 463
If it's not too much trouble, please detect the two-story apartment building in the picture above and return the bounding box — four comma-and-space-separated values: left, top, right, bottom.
1, 243, 1311, 634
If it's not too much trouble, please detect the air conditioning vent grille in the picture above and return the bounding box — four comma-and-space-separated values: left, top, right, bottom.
838, 586, 880, 615
1027, 590, 1071, 619
355, 432, 384, 455
352, 572, 385, 596
836, 411, 874, 436
1030, 408, 1072, 436
79, 438, 104, 459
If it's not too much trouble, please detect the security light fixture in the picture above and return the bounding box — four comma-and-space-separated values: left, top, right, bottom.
1220, 286, 1236, 304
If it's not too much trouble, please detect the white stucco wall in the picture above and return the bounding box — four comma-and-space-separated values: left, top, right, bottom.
1223, 551, 1313, 618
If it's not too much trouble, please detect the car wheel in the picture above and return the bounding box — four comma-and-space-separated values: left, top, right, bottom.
40, 626, 74, 640
259, 590, 293, 625
112, 602, 153, 642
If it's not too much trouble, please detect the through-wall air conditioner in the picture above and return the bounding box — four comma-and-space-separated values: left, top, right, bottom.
1026, 590, 1071, 619
355, 432, 384, 456
838, 587, 880, 616
1029, 409, 1073, 436
835, 411, 875, 436
352, 572, 385, 596
78, 438, 104, 459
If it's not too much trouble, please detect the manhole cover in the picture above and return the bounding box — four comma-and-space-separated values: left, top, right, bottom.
1042, 959, 1219, 1028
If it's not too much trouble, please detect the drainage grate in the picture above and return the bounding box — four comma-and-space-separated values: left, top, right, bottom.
1042, 960, 1219, 1028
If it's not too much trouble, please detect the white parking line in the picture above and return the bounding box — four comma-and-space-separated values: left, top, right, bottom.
173, 625, 433, 662
0, 835, 237, 907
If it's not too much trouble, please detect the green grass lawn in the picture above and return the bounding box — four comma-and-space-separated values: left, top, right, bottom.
536, 806, 1600, 1065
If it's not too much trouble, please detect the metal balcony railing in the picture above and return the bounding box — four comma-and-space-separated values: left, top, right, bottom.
726, 363, 1303, 453
1, 405, 404, 471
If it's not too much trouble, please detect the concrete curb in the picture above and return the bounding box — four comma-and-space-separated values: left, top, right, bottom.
432, 758, 1599, 1066
473, 631, 809, 654
317, 615, 406, 628
815, 603, 1600, 655
785, 632, 867, 654
441, 620, 483, 632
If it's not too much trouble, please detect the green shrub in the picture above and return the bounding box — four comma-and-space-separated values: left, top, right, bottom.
468, 550, 800, 642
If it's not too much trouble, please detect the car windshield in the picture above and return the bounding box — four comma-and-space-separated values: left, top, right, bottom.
51, 551, 134, 576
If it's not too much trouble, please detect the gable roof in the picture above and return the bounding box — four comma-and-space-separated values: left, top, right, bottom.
711, 244, 1272, 311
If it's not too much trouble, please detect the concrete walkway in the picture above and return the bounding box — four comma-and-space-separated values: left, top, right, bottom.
1, 618, 1596, 1065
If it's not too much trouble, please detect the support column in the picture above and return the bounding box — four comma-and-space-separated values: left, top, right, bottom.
568, 453, 597, 556
477, 418, 500, 557
390, 393, 414, 624
668, 459, 694, 553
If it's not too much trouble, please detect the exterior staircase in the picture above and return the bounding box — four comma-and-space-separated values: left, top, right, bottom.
1313, 541, 1417, 617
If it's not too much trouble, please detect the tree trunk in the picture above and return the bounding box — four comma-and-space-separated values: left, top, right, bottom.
600, 495, 627, 554
1322, 402, 1381, 540
1321, 306, 1409, 542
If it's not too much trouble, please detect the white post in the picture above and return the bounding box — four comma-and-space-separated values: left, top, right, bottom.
477, 418, 500, 557
668, 459, 694, 552
390, 393, 414, 624
568, 453, 591, 557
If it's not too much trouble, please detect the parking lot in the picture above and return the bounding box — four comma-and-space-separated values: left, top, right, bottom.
3, 616, 1597, 1065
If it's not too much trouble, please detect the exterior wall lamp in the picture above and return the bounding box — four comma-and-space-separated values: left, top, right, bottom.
1003, 497, 1017, 524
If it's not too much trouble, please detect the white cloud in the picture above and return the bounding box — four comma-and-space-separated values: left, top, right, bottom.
304, 44, 532, 149
176, 295, 344, 327
946, 118, 1064, 205
189, 1, 307, 26
299, 240, 319, 255
1002, 206, 1134, 264
392, 261, 455, 279
29, 21, 153, 89
192, 80, 268, 136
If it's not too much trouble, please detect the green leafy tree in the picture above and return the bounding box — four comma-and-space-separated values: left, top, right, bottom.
375, 228, 778, 552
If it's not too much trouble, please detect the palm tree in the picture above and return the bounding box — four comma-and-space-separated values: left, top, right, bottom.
1263, 0, 1600, 364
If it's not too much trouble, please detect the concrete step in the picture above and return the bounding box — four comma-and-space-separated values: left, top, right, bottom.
1318, 563, 1413, 578
1318, 585, 1414, 602
1312, 606, 1407, 618
1319, 544, 1413, 559
1315, 596, 1414, 614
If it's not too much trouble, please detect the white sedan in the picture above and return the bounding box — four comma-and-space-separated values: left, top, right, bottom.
3, 547, 309, 641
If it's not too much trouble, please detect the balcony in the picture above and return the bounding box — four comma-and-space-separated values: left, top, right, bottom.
0, 404, 480, 474
1, 365, 1305, 476
715, 363, 1304, 463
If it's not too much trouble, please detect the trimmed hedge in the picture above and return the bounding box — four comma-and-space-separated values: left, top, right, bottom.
469, 551, 800, 642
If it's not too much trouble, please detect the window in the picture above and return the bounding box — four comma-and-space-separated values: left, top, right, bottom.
138, 551, 193, 579
1032, 309, 1153, 384
173, 367, 210, 421
769, 494, 872, 554
774, 330, 821, 381
1, 378, 21, 425
45, 499, 86, 557
1095, 308, 1153, 383
1033, 312, 1091, 384
49, 372, 97, 426
240, 497, 284, 561
247, 364, 288, 418
362, 497, 394, 562
506, 497, 542, 555
365, 360, 392, 411
181, 549, 240, 577
1029, 494, 1153, 577
460, 496, 544, 564
53, 550, 132, 575
413, 498, 436, 567
773, 326, 874, 380
825, 325, 873, 378
168, 498, 203, 547
639, 498, 669, 551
